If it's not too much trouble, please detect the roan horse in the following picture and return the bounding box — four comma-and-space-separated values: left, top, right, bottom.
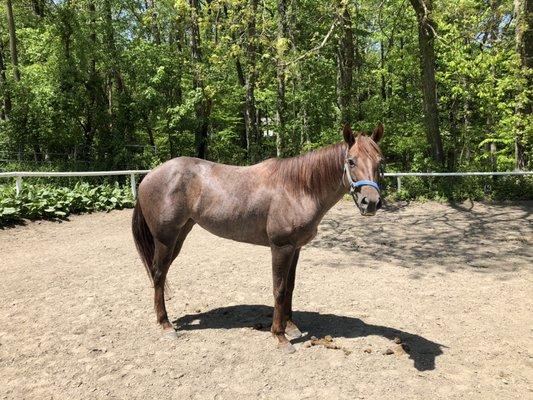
132, 123, 384, 353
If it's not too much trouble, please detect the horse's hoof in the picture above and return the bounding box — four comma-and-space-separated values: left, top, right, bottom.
162, 329, 180, 340
285, 325, 303, 339
278, 342, 296, 354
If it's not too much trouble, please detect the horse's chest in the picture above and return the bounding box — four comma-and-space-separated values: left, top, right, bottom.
290, 224, 318, 247
267, 212, 320, 247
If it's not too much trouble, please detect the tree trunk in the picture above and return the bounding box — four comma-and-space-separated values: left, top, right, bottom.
5, 0, 20, 82
147, 0, 161, 45
164, 18, 184, 158
300, 107, 309, 149
58, 5, 74, 92
514, 0, 532, 169
169, 19, 184, 105
275, 0, 289, 157
82, 0, 100, 159
447, 101, 459, 170
104, 0, 124, 111
189, 0, 209, 159
89, 1, 96, 77
459, 88, 471, 165
146, 117, 156, 148
380, 40, 387, 100
31, 0, 45, 17
235, 58, 248, 152
244, 0, 260, 162
0, 42, 11, 119
409, 0, 444, 166
337, 4, 354, 125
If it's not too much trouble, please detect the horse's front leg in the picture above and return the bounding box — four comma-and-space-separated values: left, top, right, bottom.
284, 248, 302, 339
270, 244, 297, 353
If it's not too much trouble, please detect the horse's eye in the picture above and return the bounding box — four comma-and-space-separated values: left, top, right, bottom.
348, 159, 356, 167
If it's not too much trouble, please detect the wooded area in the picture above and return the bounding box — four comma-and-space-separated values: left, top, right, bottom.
0, 0, 531, 173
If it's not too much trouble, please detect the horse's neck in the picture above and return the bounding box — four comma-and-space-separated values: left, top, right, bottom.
268, 142, 349, 219
313, 185, 347, 220
307, 165, 348, 221
308, 145, 349, 218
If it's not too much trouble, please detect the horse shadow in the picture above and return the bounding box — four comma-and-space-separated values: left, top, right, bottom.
173, 304, 444, 371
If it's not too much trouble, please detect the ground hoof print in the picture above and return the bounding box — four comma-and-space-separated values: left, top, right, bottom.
278, 342, 296, 354
162, 329, 180, 341
285, 325, 303, 339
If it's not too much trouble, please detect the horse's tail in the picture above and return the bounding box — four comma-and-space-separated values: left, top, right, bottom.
132, 201, 155, 284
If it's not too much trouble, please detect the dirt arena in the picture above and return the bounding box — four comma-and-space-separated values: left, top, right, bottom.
0, 200, 531, 399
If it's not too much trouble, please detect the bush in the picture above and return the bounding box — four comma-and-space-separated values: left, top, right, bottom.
0, 182, 134, 226
384, 175, 533, 202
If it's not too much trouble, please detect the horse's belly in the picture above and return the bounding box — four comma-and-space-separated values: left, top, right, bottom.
195, 216, 270, 246
188, 182, 272, 245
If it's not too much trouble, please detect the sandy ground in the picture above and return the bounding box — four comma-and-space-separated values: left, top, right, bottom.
0, 200, 532, 400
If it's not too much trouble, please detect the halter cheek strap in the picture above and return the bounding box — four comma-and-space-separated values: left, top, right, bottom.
344, 161, 380, 195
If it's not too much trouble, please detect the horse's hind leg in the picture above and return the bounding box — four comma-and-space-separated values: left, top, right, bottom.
153, 220, 195, 339
170, 219, 195, 263
153, 239, 177, 338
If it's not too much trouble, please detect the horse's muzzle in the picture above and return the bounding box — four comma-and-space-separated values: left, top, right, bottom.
358, 196, 382, 216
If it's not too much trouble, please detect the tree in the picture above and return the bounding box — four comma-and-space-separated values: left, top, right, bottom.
243, 0, 260, 162
275, 0, 289, 157
336, 2, 354, 125
189, 0, 210, 159
409, 0, 444, 166
0, 0, 529, 181
0, 41, 11, 119
514, 0, 532, 169
5, 0, 19, 82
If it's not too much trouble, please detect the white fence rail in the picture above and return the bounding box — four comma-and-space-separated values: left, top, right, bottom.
0, 170, 150, 198
0, 170, 531, 198
382, 171, 533, 191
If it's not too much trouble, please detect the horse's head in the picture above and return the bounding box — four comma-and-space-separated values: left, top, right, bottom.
343, 123, 384, 216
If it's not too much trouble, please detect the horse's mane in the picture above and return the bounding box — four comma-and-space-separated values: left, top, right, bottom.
266, 142, 346, 199
265, 135, 382, 199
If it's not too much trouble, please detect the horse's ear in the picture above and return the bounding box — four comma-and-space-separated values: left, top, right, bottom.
343, 123, 355, 147
371, 122, 384, 143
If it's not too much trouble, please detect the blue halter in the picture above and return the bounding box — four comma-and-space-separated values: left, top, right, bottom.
350, 179, 380, 193
344, 161, 380, 195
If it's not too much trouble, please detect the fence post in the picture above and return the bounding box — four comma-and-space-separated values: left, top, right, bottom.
397, 176, 402, 192
15, 176, 22, 196
130, 173, 137, 199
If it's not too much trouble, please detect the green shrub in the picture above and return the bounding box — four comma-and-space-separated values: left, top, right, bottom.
0, 182, 134, 226
383, 175, 533, 202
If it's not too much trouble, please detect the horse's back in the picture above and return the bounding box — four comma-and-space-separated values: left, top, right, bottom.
138, 156, 273, 245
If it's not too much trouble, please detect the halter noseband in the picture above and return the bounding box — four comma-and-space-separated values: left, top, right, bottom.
344, 160, 380, 196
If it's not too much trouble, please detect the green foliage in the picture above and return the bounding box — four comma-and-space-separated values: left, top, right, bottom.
0, 182, 134, 225
0, 0, 531, 202
385, 175, 533, 202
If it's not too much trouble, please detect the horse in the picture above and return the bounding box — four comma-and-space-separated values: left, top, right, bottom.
132, 123, 384, 353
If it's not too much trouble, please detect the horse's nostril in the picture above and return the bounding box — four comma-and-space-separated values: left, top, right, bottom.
376, 198, 382, 210
361, 197, 369, 206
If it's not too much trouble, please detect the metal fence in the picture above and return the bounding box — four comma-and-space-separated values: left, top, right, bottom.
0, 170, 531, 198
0, 170, 150, 198
382, 171, 533, 191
